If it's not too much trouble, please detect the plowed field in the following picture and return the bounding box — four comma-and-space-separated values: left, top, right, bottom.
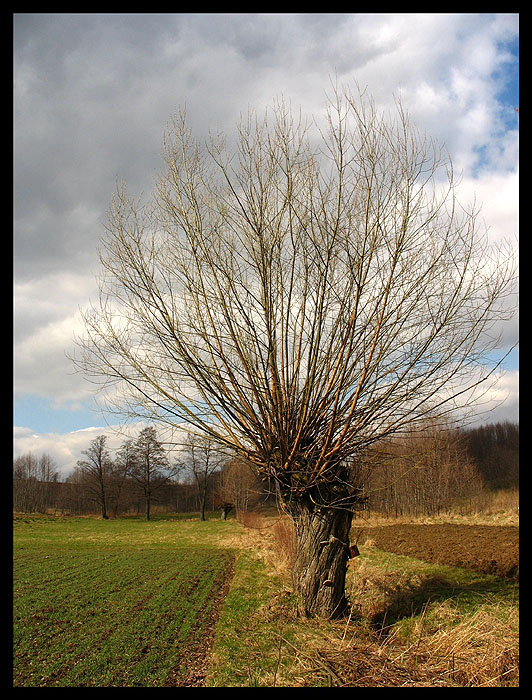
358, 524, 519, 580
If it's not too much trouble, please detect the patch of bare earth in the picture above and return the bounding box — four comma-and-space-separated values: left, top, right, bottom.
356, 524, 518, 580
164, 555, 236, 687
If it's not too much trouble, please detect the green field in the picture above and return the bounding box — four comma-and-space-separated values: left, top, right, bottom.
13, 515, 236, 687
13, 513, 519, 687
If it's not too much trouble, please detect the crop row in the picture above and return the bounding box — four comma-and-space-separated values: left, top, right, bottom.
13, 547, 233, 686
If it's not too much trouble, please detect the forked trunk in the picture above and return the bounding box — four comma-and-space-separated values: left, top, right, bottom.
289, 500, 353, 619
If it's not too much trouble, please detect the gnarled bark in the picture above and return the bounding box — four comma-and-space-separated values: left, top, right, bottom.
288, 499, 353, 619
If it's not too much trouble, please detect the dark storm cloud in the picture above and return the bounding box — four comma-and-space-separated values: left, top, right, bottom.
14, 14, 308, 279
14, 11, 519, 290
14, 14, 183, 279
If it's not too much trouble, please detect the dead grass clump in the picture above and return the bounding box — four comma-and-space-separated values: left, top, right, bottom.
271, 517, 297, 568
280, 599, 518, 687
236, 510, 264, 529
276, 623, 452, 686
401, 603, 519, 687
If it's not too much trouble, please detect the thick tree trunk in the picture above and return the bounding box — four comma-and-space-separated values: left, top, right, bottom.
289, 500, 353, 619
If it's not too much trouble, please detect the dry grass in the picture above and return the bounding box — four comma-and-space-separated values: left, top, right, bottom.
270, 517, 296, 568
234, 511, 298, 580
353, 487, 519, 528
259, 505, 519, 687
269, 603, 518, 687
353, 509, 518, 528
394, 601, 519, 686
236, 510, 265, 529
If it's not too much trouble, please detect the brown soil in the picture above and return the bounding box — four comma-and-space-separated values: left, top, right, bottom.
164, 555, 236, 687
356, 524, 519, 580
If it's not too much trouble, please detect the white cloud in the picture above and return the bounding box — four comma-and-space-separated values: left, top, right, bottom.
14, 271, 100, 405
459, 170, 519, 245
473, 369, 519, 425
14, 425, 112, 479
15, 310, 90, 406
13, 420, 192, 479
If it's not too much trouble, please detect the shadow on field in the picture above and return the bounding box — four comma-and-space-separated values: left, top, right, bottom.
368, 572, 516, 637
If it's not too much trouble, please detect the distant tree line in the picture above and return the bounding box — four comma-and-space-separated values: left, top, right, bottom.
13, 421, 518, 518
357, 424, 480, 518
356, 421, 519, 518
462, 421, 519, 490
12, 452, 60, 514
13, 426, 263, 518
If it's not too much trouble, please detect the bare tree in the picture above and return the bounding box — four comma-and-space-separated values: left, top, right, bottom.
129, 426, 175, 520
363, 422, 484, 517
110, 439, 135, 516
14, 452, 40, 512
13, 452, 59, 513
178, 434, 227, 520
73, 85, 516, 618
76, 435, 113, 519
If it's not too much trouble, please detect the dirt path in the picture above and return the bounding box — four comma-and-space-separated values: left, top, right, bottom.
164, 555, 236, 687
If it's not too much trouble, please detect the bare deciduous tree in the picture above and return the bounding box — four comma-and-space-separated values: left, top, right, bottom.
111, 438, 136, 517
76, 435, 113, 519
217, 456, 262, 517
73, 85, 517, 618
13, 452, 60, 513
129, 426, 175, 520
362, 421, 484, 517
178, 434, 227, 521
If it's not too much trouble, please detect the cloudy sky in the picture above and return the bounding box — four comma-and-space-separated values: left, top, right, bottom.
14, 13, 519, 477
